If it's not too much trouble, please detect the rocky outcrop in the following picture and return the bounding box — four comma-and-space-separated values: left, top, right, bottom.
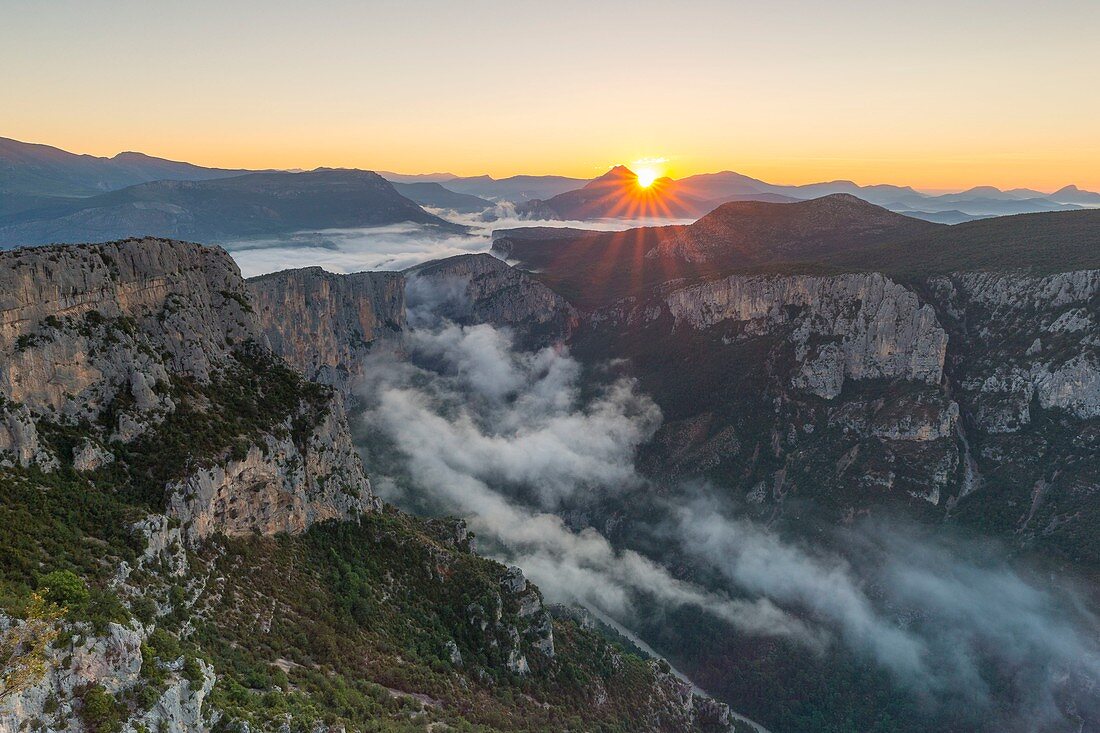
0, 238, 258, 462
583, 263, 1096, 539
0, 238, 376, 538
167, 395, 377, 544
463, 565, 555, 678
927, 270, 1100, 431
247, 256, 577, 402
404, 254, 577, 344
501, 566, 555, 663
0, 618, 215, 733
247, 267, 405, 396
664, 272, 948, 398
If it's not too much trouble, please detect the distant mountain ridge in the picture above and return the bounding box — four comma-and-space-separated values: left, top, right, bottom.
516, 165, 717, 220
440, 174, 588, 202
0, 169, 457, 247
0, 136, 247, 199
5, 136, 1100, 224
390, 181, 496, 213
493, 195, 1100, 309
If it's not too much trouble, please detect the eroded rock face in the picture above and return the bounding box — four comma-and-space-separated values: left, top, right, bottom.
0, 238, 376, 539
584, 272, 961, 511
928, 270, 1100, 431
0, 238, 259, 463
167, 395, 377, 544
664, 273, 947, 398
0, 618, 215, 733
404, 254, 577, 344
247, 267, 405, 396
920, 269, 1100, 552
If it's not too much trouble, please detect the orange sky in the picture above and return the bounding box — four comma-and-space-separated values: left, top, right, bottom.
4, 1, 1099, 192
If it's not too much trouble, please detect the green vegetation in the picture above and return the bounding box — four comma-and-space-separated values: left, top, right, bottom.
184, 511, 686, 732
79, 684, 124, 733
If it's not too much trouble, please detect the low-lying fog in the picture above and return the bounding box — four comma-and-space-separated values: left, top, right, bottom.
227, 205, 694, 278
348, 282, 1100, 731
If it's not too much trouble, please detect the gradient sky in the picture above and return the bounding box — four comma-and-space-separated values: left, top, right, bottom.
4, 0, 1099, 191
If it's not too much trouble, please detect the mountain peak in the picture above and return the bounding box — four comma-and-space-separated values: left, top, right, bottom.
602, 164, 637, 179
960, 185, 1004, 196
581, 165, 638, 190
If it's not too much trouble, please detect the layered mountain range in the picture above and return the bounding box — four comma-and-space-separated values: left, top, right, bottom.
5, 137, 1099, 250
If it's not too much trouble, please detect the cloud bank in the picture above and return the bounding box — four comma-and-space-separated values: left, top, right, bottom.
352, 268, 1100, 729
357, 322, 815, 644
228, 205, 693, 278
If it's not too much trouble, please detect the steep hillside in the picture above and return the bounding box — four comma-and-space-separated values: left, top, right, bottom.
824, 208, 1100, 276
0, 170, 456, 248
651, 194, 940, 264
0, 239, 730, 732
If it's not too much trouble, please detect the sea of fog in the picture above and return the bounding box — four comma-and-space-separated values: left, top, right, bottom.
226, 205, 695, 278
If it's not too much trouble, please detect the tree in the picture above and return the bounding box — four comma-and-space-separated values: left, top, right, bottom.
0, 592, 65, 705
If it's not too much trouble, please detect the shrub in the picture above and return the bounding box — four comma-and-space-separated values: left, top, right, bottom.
80, 684, 123, 733
38, 570, 89, 608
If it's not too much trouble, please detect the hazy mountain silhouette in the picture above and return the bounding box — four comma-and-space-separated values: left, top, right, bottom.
0, 136, 247, 199
443, 174, 587, 201
0, 169, 456, 247
390, 181, 495, 213
516, 166, 719, 219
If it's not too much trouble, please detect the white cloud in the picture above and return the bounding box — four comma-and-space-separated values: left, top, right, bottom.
227, 205, 694, 278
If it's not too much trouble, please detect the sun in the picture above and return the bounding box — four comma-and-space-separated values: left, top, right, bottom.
636, 167, 659, 188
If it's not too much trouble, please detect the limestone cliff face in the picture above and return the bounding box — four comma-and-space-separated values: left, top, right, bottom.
405, 253, 577, 344
916, 269, 1100, 552
586, 272, 959, 510
0, 238, 375, 536
927, 270, 1099, 431
584, 265, 1096, 528
247, 256, 577, 401
247, 266, 405, 396
0, 238, 257, 464
664, 272, 948, 398
167, 395, 378, 544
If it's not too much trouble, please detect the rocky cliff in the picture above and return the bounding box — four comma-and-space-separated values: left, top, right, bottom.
576, 264, 1098, 548
247, 266, 404, 396
922, 269, 1100, 550
0, 238, 376, 533
0, 616, 215, 733
404, 253, 577, 343
246, 255, 577, 402
664, 272, 947, 398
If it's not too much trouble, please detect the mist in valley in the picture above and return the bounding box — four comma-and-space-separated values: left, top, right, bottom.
227, 205, 694, 278
343, 279, 1100, 732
